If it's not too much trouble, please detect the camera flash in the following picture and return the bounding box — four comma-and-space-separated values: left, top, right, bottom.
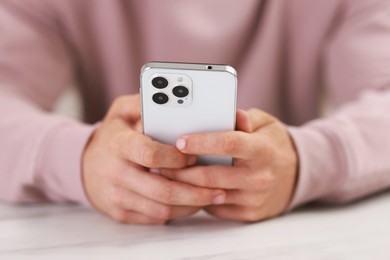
177, 77, 183, 82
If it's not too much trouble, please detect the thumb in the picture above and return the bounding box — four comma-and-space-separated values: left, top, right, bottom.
236, 109, 252, 132
106, 94, 141, 123
236, 108, 276, 133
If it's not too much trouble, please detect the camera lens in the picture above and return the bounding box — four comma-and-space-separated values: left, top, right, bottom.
152, 77, 168, 89
152, 92, 169, 104
172, 86, 189, 98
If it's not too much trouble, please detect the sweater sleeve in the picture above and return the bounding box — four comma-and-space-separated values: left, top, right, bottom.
287, 0, 390, 209
0, 1, 93, 205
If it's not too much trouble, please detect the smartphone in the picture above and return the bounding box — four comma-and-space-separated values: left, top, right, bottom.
140, 62, 237, 165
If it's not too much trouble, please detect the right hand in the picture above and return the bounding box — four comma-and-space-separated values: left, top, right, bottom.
82, 95, 226, 224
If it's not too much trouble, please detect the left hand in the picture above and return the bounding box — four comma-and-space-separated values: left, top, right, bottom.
160, 109, 298, 222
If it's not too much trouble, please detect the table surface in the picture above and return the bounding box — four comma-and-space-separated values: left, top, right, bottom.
0, 192, 389, 260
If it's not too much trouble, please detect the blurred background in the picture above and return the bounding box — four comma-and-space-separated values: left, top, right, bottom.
54, 86, 83, 121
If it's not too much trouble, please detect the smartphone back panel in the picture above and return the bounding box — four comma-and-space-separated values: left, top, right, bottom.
141, 62, 237, 165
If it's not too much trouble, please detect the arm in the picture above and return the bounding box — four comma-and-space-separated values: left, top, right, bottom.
0, 0, 93, 203
288, 0, 390, 208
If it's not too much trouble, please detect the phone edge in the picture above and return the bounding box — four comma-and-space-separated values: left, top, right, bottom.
140, 61, 237, 77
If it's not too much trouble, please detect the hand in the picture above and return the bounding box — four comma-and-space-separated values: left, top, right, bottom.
82, 95, 227, 224
160, 109, 298, 222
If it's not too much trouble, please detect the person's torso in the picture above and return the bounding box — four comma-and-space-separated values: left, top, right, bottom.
53, 0, 342, 125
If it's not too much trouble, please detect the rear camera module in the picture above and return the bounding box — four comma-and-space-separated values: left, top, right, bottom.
172, 86, 189, 98
152, 77, 168, 89
152, 92, 169, 104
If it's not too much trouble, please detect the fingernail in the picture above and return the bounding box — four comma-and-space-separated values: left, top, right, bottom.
213, 194, 225, 205
187, 156, 197, 166
176, 137, 187, 150
149, 168, 161, 174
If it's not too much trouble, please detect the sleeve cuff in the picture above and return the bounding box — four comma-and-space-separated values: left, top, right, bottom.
35, 121, 96, 206
285, 122, 349, 211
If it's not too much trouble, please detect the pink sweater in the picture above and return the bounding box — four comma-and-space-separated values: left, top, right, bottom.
0, 0, 390, 210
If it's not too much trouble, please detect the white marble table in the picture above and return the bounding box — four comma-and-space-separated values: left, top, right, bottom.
0, 192, 389, 260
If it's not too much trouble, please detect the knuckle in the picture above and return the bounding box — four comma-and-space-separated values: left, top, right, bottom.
112, 189, 125, 207
221, 135, 239, 154
261, 143, 277, 161
139, 144, 159, 167
248, 171, 272, 190
112, 209, 128, 223
112, 96, 127, 110
198, 170, 214, 187
109, 169, 125, 187
108, 132, 130, 156
262, 170, 275, 185
222, 133, 246, 155
155, 185, 174, 204
157, 205, 172, 220
241, 208, 260, 222
244, 195, 262, 207
108, 98, 124, 117
247, 174, 264, 190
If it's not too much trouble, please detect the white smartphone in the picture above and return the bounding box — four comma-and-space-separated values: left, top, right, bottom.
140, 62, 237, 165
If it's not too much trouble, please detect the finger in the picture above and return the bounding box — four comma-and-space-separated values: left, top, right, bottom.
176, 131, 260, 159
236, 109, 251, 132
205, 205, 265, 223
224, 190, 266, 207
112, 131, 196, 168
168, 206, 202, 220
160, 166, 251, 190
106, 95, 141, 122
111, 209, 167, 225
116, 188, 201, 220
115, 188, 170, 220
119, 168, 226, 206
